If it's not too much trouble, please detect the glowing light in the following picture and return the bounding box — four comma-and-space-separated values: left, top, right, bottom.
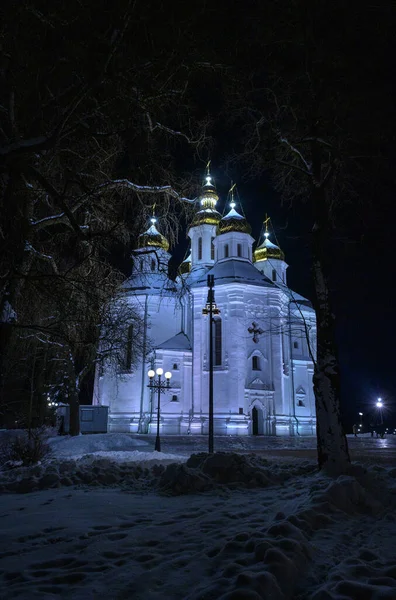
164, 371, 172, 380
150, 217, 156, 225
147, 369, 155, 378
376, 398, 383, 408
205, 176, 212, 186
156, 368, 163, 376
358, 412, 363, 416
264, 232, 269, 238
230, 201, 236, 209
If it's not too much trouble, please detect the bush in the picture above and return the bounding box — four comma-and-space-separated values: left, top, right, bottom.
0, 426, 52, 468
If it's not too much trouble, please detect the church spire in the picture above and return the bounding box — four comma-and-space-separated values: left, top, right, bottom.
138, 210, 169, 251
191, 162, 221, 221
187, 164, 221, 269
253, 215, 287, 283
218, 184, 251, 235
254, 216, 284, 262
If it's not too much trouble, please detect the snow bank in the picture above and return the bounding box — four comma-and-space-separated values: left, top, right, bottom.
1, 441, 396, 599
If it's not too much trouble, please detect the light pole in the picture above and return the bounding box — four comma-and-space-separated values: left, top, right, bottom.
202, 274, 220, 453
376, 398, 383, 425
147, 368, 172, 452
358, 412, 363, 427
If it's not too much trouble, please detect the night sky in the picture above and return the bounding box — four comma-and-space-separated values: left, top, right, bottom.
160, 1, 396, 432
3, 0, 395, 432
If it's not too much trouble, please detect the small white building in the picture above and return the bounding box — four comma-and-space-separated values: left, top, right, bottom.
94, 173, 317, 436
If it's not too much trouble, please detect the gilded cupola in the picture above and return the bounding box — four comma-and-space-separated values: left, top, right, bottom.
218, 185, 252, 235
138, 217, 169, 251
254, 216, 285, 262
190, 164, 222, 228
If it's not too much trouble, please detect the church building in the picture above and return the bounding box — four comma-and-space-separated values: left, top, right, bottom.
93, 172, 317, 436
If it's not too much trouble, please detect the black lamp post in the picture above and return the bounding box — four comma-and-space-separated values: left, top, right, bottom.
202, 274, 220, 453
147, 367, 172, 452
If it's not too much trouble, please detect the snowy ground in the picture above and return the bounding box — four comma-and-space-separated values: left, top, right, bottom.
1, 433, 396, 599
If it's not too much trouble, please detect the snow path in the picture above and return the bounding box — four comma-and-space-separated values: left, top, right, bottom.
1, 465, 396, 599
0, 476, 313, 599
1, 433, 396, 598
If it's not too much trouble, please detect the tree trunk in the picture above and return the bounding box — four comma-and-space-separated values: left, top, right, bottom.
68, 365, 80, 436
311, 186, 350, 475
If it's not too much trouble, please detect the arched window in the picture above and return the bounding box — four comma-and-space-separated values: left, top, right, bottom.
171, 395, 179, 402
198, 237, 202, 260
237, 243, 242, 257
297, 399, 305, 407
211, 237, 215, 260
173, 363, 178, 370
213, 318, 222, 366
151, 258, 156, 271
252, 355, 260, 370
293, 341, 299, 349
272, 269, 277, 281
224, 244, 229, 258
125, 324, 133, 371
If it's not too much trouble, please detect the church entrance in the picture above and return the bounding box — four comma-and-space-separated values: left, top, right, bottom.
252, 406, 264, 435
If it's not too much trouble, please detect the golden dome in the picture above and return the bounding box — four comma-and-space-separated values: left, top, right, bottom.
138, 219, 169, 251
179, 253, 191, 275
191, 208, 222, 227
189, 172, 220, 228
218, 207, 252, 235
254, 237, 285, 262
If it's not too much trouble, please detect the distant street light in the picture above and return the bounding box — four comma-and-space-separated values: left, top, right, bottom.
148, 368, 172, 452
376, 398, 384, 425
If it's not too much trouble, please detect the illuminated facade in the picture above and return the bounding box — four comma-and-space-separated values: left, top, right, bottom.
94, 173, 317, 436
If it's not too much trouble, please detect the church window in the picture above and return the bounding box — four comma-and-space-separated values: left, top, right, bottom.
293, 341, 299, 349
198, 237, 202, 260
151, 258, 156, 271
173, 363, 178, 370
252, 356, 260, 370
213, 318, 222, 366
297, 400, 305, 407
211, 237, 215, 260
237, 243, 242, 257
171, 395, 179, 402
125, 324, 134, 371
272, 269, 277, 281
239, 407, 244, 415
224, 244, 229, 258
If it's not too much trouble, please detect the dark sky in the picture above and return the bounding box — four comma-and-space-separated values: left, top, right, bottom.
105, 1, 396, 429
182, 2, 396, 432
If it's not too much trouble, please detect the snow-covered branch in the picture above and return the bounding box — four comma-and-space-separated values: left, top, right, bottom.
278, 134, 312, 174
24, 242, 59, 274
97, 179, 196, 203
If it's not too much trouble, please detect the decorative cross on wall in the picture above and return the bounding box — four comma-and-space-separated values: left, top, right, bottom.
248, 322, 264, 343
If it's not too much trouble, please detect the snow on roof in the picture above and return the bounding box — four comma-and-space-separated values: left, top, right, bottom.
222, 207, 244, 220
156, 331, 192, 351
193, 259, 275, 288
122, 272, 177, 295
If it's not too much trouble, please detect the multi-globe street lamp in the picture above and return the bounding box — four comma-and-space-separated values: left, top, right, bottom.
202, 274, 220, 454
147, 368, 172, 452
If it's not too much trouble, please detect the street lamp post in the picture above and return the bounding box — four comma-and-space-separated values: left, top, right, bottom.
147, 368, 172, 452
358, 412, 363, 427
202, 275, 220, 454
